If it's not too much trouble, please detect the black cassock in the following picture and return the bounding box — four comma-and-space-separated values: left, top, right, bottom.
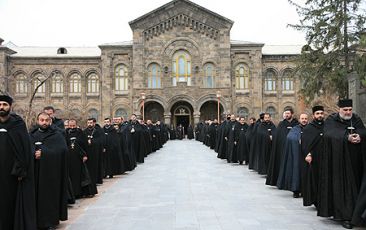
226, 120, 240, 163
352, 170, 366, 226
83, 126, 104, 190
187, 125, 194, 139
236, 123, 249, 164
208, 123, 218, 150
0, 114, 36, 230
30, 126, 68, 228
245, 122, 256, 164
250, 121, 276, 175
317, 113, 366, 221
195, 122, 203, 141
176, 126, 184, 140
301, 120, 324, 207
104, 125, 125, 177
119, 122, 136, 171
217, 120, 230, 159
128, 121, 146, 164
169, 127, 176, 140
66, 128, 94, 197
266, 118, 298, 186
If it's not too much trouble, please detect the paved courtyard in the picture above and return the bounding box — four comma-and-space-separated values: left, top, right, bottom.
65, 139, 345, 230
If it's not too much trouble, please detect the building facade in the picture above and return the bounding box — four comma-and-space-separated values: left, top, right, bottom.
0, 0, 303, 128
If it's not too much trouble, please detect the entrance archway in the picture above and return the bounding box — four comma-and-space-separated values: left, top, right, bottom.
200, 100, 224, 121
144, 101, 164, 122
170, 101, 194, 132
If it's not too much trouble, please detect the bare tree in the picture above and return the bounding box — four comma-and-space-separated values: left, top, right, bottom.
25, 73, 52, 128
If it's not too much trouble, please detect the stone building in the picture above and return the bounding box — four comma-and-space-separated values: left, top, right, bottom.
0, 0, 303, 128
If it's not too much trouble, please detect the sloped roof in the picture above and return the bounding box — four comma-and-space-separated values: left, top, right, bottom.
262, 44, 302, 55
129, 0, 233, 30
5, 42, 101, 58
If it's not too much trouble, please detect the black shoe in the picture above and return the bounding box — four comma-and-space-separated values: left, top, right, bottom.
342, 221, 353, 229
239, 161, 243, 165
293, 192, 300, 198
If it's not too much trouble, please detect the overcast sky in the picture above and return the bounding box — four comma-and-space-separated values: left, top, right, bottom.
0, 0, 307, 47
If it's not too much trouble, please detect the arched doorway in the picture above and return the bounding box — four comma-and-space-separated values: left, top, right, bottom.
170, 101, 194, 131
144, 101, 164, 122
200, 100, 224, 121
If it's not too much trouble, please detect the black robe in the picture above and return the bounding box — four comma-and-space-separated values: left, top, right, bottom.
236, 123, 249, 163
245, 122, 256, 164
301, 120, 324, 207
277, 125, 304, 192
352, 168, 366, 226
83, 126, 104, 191
208, 123, 218, 150
226, 121, 240, 163
250, 121, 276, 175
119, 122, 136, 171
217, 120, 230, 159
128, 121, 146, 164
30, 126, 68, 228
104, 125, 125, 176
65, 128, 92, 197
187, 125, 194, 139
176, 126, 184, 140
266, 118, 299, 186
195, 122, 203, 141
0, 114, 36, 230
317, 113, 366, 221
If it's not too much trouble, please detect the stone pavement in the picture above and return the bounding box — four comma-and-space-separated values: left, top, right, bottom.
65, 139, 347, 230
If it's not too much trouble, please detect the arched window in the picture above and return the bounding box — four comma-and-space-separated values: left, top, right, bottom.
115, 108, 128, 119
70, 109, 81, 119
15, 74, 28, 94
34, 74, 46, 94
88, 109, 99, 121
282, 69, 294, 91
51, 72, 63, 93
87, 73, 99, 93
148, 63, 161, 88
69, 73, 81, 93
235, 63, 249, 89
115, 65, 128, 91
265, 69, 277, 92
266, 106, 276, 118
237, 107, 249, 118
172, 50, 191, 86
203, 63, 215, 88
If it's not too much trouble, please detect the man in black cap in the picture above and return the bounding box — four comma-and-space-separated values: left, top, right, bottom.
301, 105, 325, 207
317, 99, 366, 229
0, 95, 37, 230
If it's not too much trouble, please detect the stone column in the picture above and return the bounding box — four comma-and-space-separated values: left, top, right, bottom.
164, 113, 171, 126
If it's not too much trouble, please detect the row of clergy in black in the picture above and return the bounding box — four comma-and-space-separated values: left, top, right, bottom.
195, 100, 366, 229
168, 124, 195, 140
0, 94, 169, 230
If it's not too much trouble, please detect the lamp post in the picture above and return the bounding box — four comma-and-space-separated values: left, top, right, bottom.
141, 92, 146, 121
216, 91, 221, 123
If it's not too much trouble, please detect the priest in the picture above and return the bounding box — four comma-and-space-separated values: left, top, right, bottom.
317, 99, 366, 229
30, 112, 68, 229
266, 108, 299, 186
301, 106, 325, 207
236, 117, 249, 165
0, 95, 36, 230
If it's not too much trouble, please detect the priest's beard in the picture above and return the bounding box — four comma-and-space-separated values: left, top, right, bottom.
0, 108, 10, 117
339, 113, 352, 120
314, 118, 324, 123
39, 125, 50, 131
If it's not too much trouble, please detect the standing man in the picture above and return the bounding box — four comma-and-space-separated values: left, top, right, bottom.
0, 95, 36, 230
301, 106, 325, 207
317, 99, 366, 229
236, 117, 249, 165
30, 112, 68, 229
43, 106, 64, 130
266, 108, 299, 186
226, 114, 240, 163
277, 113, 309, 198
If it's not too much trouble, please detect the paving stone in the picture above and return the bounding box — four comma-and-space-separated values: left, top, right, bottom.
66, 140, 345, 230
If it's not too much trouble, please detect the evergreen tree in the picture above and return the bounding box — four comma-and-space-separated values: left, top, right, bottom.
289, 0, 366, 102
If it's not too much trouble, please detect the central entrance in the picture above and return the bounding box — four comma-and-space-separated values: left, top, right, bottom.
170, 101, 194, 133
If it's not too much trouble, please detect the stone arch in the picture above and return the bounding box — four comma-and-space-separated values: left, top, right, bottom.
197, 94, 227, 113
263, 67, 279, 78
67, 69, 83, 79
167, 94, 195, 112
162, 37, 200, 57
84, 68, 101, 77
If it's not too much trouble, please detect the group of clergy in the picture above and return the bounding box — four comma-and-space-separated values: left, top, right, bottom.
196, 99, 366, 229
0, 94, 168, 230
